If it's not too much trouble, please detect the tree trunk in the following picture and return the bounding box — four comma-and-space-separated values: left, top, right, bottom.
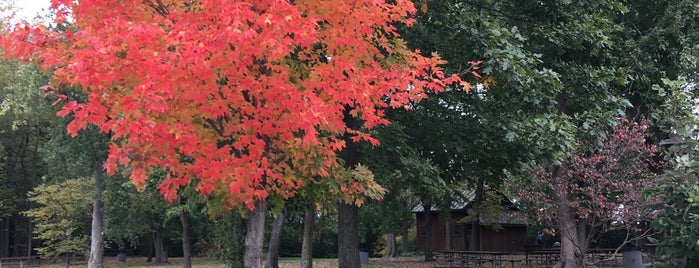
400, 225, 410, 255
301, 207, 314, 268
384, 232, 396, 258
423, 202, 434, 261
244, 199, 267, 268
338, 106, 362, 268
266, 212, 285, 268
1, 218, 9, 257
444, 219, 452, 250
12, 214, 21, 257
556, 199, 584, 268
146, 234, 153, 262
469, 176, 485, 251
153, 229, 167, 263
88, 161, 105, 268
338, 203, 360, 268
26, 221, 32, 257
181, 210, 192, 268
552, 166, 584, 268
65, 254, 71, 268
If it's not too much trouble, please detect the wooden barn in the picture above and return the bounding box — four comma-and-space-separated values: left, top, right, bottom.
413, 193, 528, 252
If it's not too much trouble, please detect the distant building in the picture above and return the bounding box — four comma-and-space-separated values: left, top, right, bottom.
413, 192, 528, 252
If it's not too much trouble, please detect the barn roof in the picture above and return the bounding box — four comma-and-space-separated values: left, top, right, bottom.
411, 196, 474, 213
411, 190, 517, 212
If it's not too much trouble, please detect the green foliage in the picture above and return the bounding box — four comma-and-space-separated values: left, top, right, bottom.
358, 120, 441, 251
651, 172, 699, 267
24, 177, 93, 259
459, 189, 507, 231
207, 213, 245, 268
648, 77, 699, 266
102, 175, 166, 250
0, 55, 52, 219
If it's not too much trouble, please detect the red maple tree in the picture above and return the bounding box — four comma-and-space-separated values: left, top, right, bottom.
2, 0, 465, 209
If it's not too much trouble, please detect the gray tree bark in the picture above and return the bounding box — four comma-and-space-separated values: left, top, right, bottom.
153, 229, 167, 263
266, 213, 285, 268
423, 201, 434, 261
384, 232, 396, 258
338, 203, 360, 268
444, 219, 452, 250
300, 207, 314, 268
181, 210, 192, 268
88, 161, 104, 268
244, 199, 267, 268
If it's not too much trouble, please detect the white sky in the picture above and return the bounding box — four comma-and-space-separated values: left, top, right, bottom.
9, 0, 52, 22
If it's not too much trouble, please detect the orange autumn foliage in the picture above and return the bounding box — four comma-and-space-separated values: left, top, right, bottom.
2, 0, 464, 209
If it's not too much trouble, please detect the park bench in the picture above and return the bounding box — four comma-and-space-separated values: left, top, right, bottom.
0, 256, 40, 268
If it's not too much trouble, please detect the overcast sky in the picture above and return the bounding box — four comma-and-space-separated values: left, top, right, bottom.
10, 0, 51, 22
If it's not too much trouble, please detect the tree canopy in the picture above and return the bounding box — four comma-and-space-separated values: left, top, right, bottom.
2, 0, 464, 209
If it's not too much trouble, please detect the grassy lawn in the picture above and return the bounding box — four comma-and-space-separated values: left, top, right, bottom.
38, 256, 341, 268
37, 256, 433, 268
40, 257, 225, 268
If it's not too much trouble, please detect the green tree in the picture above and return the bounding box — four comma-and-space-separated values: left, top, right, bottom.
207, 213, 246, 268
396, 0, 559, 253
25, 178, 93, 266
102, 176, 163, 253
647, 77, 699, 266
360, 119, 443, 259
0, 54, 52, 257
40, 98, 110, 268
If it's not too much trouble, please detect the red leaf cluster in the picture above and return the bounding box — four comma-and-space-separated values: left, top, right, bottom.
520, 119, 660, 231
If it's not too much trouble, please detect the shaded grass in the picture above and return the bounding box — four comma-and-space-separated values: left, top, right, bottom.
39, 257, 225, 268
39, 256, 436, 268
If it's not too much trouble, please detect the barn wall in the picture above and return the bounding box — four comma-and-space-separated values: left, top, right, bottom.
416, 211, 527, 252
479, 225, 528, 252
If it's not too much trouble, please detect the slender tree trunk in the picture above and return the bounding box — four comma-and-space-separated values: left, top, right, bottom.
65, 254, 71, 268
146, 235, 153, 262
423, 202, 434, 261
469, 176, 485, 251
384, 232, 396, 258
400, 224, 410, 255
1, 218, 9, 257
444, 218, 452, 250
301, 207, 314, 268
88, 161, 105, 268
153, 229, 167, 263
266, 212, 285, 268
12, 214, 21, 257
26, 221, 31, 257
244, 199, 267, 268
338, 203, 360, 268
181, 210, 192, 268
